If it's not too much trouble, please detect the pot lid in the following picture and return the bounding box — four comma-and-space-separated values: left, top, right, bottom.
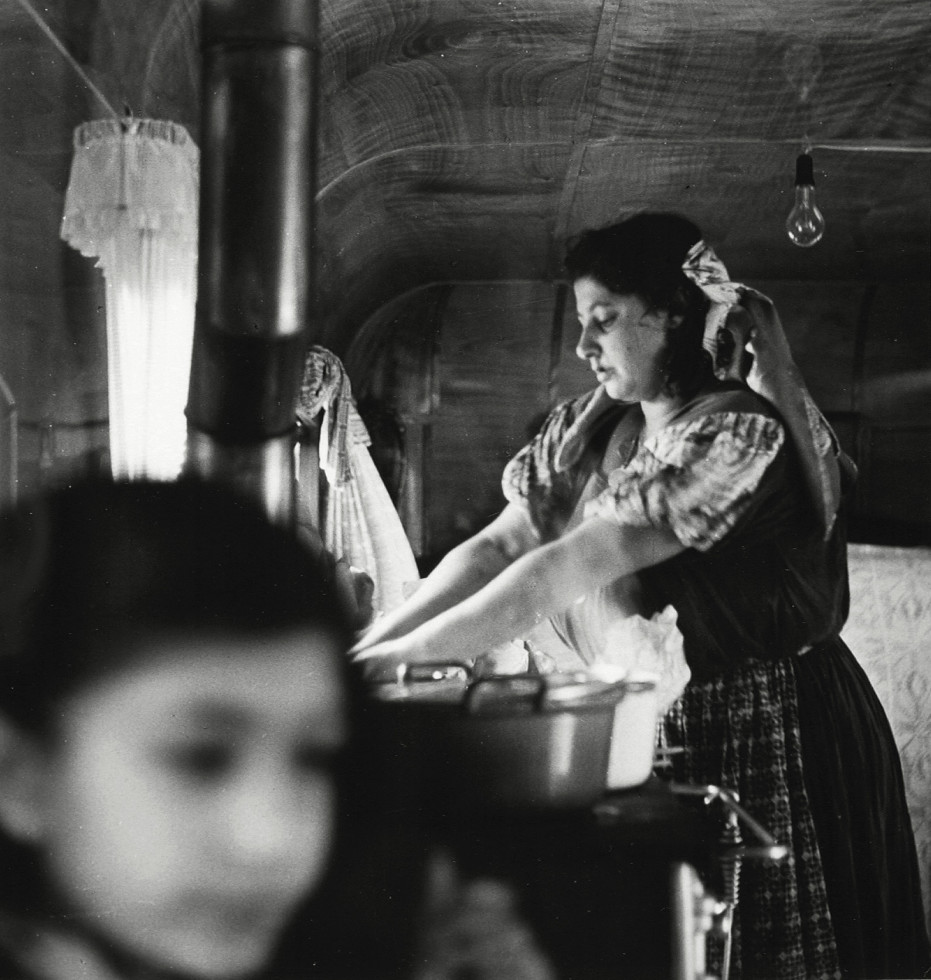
368, 661, 470, 703
369, 662, 649, 714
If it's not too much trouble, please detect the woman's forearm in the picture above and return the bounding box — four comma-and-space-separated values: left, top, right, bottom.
351, 519, 684, 678
352, 534, 512, 650
401, 554, 563, 662
393, 520, 684, 664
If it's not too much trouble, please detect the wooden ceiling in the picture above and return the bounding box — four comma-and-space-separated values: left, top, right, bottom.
1, 0, 929, 361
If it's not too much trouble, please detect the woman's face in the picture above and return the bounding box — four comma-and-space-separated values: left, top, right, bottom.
573, 275, 673, 403
30, 630, 347, 979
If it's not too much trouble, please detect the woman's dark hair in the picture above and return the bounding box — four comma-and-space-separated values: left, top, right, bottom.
564, 211, 714, 398
0, 476, 354, 732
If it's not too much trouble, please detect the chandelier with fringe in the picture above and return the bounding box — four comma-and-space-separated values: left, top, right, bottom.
61, 117, 199, 481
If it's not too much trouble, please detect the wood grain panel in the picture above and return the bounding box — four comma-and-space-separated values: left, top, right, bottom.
141, 0, 200, 131
315, 142, 572, 352
428, 281, 556, 552
563, 141, 931, 282
747, 281, 863, 416
857, 426, 931, 538
860, 283, 931, 409
606, 0, 928, 38
593, 0, 931, 142
319, 0, 600, 183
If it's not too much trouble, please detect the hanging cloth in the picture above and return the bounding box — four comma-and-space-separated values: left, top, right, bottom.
61, 118, 199, 480
298, 346, 419, 615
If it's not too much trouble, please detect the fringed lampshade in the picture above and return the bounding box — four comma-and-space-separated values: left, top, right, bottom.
61, 118, 199, 481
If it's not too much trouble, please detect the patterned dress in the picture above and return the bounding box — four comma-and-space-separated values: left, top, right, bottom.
503, 380, 930, 980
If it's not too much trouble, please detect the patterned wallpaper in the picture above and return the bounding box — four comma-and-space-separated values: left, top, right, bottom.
841, 544, 931, 941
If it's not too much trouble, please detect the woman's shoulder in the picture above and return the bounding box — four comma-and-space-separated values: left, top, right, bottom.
503, 387, 622, 525
673, 381, 778, 425
644, 383, 785, 469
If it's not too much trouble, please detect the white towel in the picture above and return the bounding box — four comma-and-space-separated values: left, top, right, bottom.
297, 346, 419, 615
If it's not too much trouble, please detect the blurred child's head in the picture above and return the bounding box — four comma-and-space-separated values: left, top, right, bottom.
0, 477, 357, 979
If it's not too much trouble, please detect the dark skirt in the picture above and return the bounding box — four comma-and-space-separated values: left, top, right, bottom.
663, 638, 930, 980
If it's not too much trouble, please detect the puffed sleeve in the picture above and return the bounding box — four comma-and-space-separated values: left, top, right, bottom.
583, 412, 785, 551
502, 396, 589, 541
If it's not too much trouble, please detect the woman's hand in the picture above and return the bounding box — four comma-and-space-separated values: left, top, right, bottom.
349, 635, 427, 682
345, 504, 536, 659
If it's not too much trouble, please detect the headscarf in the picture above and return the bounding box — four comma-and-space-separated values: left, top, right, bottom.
681, 239, 743, 367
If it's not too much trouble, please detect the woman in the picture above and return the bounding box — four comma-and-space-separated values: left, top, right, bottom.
352, 213, 930, 979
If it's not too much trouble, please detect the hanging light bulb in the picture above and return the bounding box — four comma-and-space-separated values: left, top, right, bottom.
786, 152, 825, 247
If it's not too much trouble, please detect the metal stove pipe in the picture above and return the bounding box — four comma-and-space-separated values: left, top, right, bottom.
184, 0, 318, 523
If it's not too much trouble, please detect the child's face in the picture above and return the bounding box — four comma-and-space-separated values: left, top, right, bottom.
36, 630, 347, 979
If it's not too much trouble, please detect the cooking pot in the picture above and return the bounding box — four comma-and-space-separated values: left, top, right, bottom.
368, 662, 658, 810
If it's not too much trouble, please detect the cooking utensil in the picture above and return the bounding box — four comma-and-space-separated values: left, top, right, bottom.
605, 671, 660, 789
369, 662, 658, 809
